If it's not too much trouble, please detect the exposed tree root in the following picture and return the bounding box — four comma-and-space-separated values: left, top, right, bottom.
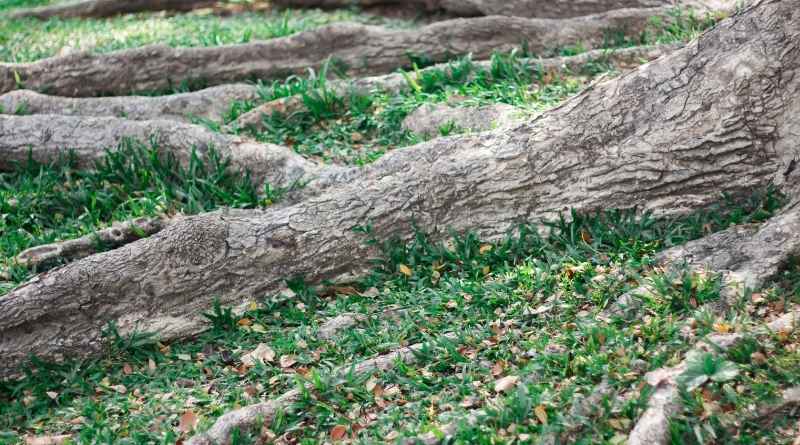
0, 0, 797, 379
627, 309, 800, 445
402, 103, 523, 138
0, 84, 259, 123
16, 217, 169, 270
228, 44, 680, 132
187, 335, 455, 445
0, 8, 682, 97
9, 0, 217, 20
274, 0, 738, 18
0, 114, 332, 190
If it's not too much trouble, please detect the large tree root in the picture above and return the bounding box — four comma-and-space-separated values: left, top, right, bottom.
627, 307, 800, 445
0, 114, 333, 190
0, 0, 798, 379
8, 0, 217, 20
230, 44, 679, 132
0, 84, 259, 123
187, 335, 455, 445
274, 0, 737, 19
0, 8, 684, 97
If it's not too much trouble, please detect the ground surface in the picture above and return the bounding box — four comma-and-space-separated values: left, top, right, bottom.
1, 2, 799, 444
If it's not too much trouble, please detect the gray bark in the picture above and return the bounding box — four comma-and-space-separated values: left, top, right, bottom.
0, 114, 329, 190
0, 0, 798, 380
275, 0, 737, 18
0, 84, 259, 123
0, 9, 680, 97
9, 0, 217, 20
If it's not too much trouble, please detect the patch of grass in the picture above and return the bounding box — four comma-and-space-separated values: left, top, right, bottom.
0, 188, 788, 444
0, 140, 277, 293
0, 0, 52, 13
0, 8, 412, 63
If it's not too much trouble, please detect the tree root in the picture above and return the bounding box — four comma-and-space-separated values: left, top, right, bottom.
0, 114, 332, 190
0, 0, 796, 379
0, 84, 259, 123
228, 44, 680, 133
627, 310, 800, 445
186, 335, 456, 445
9, 0, 217, 20
274, 0, 739, 19
15, 217, 170, 270
0, 8, 681, 96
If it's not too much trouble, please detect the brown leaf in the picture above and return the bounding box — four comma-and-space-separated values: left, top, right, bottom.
238, 318, 252, 326
494, 375, 519, 393
178, 410, 199, 433
148, 358, 157, 371
398, 264, 413, 277
491, 361, 505, 377
330, 424, 347, 441
534, 404, 548, 424
580, 229, 593, 244
25, 435, 72, 445
279, 354, 297, 368
241, 343, 276, 366
123, 363, 133, 375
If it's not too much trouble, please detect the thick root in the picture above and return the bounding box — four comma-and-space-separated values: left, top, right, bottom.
0, 9, 683, 96
274, 0, 738, 18
0, 84, 259, 123
9, 0, 217, 20
0, 114, 330, 190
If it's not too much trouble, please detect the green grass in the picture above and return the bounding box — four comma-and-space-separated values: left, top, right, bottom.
0, 141, 280, 294
0, 8, 412, 63
0, 188, 793, 445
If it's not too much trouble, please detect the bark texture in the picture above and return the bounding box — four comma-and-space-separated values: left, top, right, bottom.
275, 0, 737, 18
1, 0, 798, 379
0, 114, 330, 190
0, 84, 259, 123
9, 0, 216, 20
0, 9, 679, 97
401, 103, 523, 138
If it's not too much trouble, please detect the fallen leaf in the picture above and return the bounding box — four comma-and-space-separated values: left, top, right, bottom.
280, 354, 297, 368
713, 322, 732, 334
177, 353, 192, 361
580, 229, 593, 244
46, 391, 58, 400
751, 351, 767, 365
241, 343, 276, 366
238, 318, 252, 326
361, 287, 380, 298
178, 410, 199, 433
330, 424, 347, 441
494, 375, 519, 393
479, 244, 493, 255
123, 363, 133, 375
398, 264, 413, 277
491, 361, 505, 377
25, 434, 72, 445
534, 404, 548, 424
446, 300, 458, 309
251, 323, 267, 333
148, 358, 157, 371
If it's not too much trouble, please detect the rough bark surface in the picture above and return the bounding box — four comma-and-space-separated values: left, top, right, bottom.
0, 9, 679, 97
1, 0, 798, 379
0, 114, 331, 190
402, 103, 523, 138
0, 84, 259, 123
275, 0, 737, 18
9, 0, 217, 20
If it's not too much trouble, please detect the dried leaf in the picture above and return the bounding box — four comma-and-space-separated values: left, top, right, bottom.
479, 244, 493, 255
178, 410, 199, 433
123, 363, 133, 375
534, 404, 548, 424
241, 343, 276, 366
361, 287, 380, 298
398, 264, 413, 277
251, 323, 268, 334
280, 354, 297, 368
330, 424, 347, 441
25, 435, 72, 445
238, 318, 252, 326
148, 358, 157, 371
46, 391, 58, 400
494, 375, 519, 393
